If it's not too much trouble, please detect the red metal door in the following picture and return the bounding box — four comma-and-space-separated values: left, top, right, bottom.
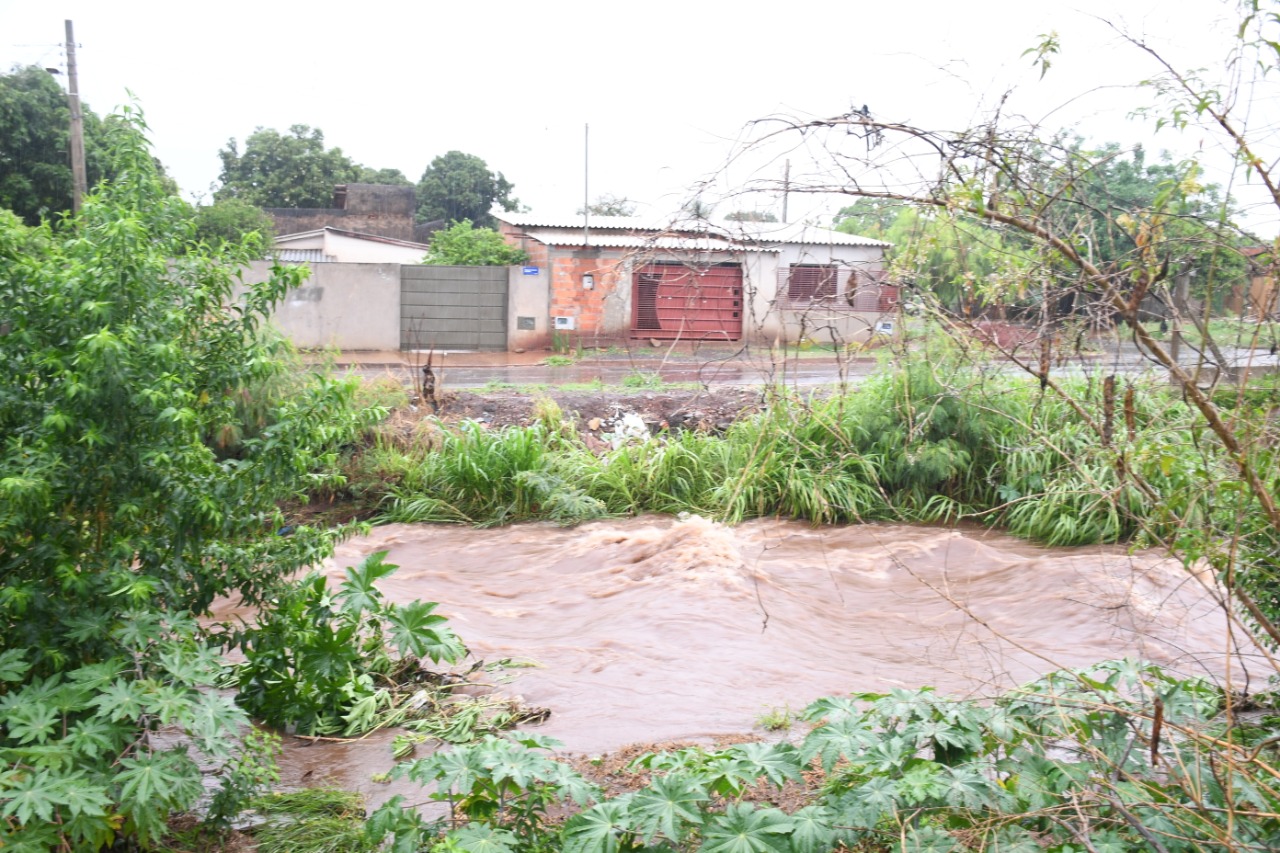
630, 263, 743, 340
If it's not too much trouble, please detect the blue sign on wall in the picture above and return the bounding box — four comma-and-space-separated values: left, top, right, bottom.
522, 266, 540, 276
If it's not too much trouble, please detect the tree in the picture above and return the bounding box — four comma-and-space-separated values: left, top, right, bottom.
0, 65, 114, 225
216, 124, 367, 208
724, 210, 778, 222
416, 150, 520, 227
578, 193, 637, 217
423, 219, 528, 265
193, 196, 276, 246
356, 166, 413, 186
733, 6, 1280, 642
0, 108, 374, 848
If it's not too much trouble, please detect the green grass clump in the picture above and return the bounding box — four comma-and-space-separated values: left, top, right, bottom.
251, 789, 374, 853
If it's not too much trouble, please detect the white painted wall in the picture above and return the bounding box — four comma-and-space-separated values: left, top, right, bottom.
244, 260, 401, 350
274, 231, 429, 264
747, 245, 889, 344
507, 264, 550, 351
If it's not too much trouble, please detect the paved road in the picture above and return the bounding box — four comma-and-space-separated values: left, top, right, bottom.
331, 343, 1280, 390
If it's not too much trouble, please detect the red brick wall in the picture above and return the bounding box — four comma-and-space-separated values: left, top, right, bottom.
546, 250, 633, 335
498, 225, 632, 336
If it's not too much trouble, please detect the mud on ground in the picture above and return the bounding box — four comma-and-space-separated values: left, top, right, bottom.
428, 387, 766, 444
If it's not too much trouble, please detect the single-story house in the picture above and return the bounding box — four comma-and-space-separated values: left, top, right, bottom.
273, 227, 432, 264
496, 213, 894, 346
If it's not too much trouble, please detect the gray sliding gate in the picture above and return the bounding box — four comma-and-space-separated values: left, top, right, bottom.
400, 265, 508, 351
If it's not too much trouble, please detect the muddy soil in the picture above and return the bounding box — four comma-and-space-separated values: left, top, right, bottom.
430, 387, 766, 443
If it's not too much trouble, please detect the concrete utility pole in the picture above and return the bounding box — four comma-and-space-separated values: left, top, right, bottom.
1170, 269, 1191, 368
781, 160, 790, 224
65, 20, 87, 215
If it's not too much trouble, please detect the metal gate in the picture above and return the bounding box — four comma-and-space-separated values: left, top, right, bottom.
400, 266, 507, 351
630, 263, 743, 340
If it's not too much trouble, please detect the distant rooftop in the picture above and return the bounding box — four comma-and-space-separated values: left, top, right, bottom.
495, 212, 889, 248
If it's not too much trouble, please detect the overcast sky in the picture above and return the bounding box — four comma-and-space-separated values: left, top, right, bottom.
3, 1, 1274, 234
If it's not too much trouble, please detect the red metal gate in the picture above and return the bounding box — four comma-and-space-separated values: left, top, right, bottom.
630, 263, 743, 340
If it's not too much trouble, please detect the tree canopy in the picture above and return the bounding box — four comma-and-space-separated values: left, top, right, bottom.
0, 107, 374, 848
0, 65, 114, 225
192, 196, 276, 246
216, 124, 369, 208
423, 218, 529, 265
724, 210, 778, 222
834, 141, 1248, 311
578, 193, 637, 217
416, 150, 520, 227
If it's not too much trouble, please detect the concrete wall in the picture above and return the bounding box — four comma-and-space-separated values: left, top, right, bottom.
323, 232, 427, 264
267, 184, 416, 240
508, 264, 551, 350
245, 260, 401, 350
747, 249, 890, 345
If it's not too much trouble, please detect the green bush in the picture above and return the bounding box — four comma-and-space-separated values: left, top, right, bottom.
0, 107, 375, 848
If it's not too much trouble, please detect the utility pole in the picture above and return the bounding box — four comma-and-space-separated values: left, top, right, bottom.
1169, 269, 1191, 372
583, 123, 590, 247
64, 20, 88, 215
781, 160, 790, 224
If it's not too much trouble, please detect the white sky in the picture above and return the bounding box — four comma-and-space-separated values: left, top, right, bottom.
2, 0, 1275, 235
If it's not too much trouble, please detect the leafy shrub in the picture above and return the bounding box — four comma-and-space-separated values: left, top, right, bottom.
0, 108, 375, 847
367, 661, 1280, 853
227, 551, 464, 736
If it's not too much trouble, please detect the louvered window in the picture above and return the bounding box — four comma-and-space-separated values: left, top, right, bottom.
786, 265, 838, 302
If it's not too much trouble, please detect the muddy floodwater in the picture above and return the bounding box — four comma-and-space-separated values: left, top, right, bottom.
269, 516, 1265, 798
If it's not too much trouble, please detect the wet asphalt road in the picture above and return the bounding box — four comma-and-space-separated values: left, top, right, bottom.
336, 342, 1280, 390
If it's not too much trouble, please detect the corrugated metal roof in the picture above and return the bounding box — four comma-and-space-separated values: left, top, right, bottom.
499, 212, 663, 231
273, 226, 430, 250
274, 248, 335, 263
717, 220, 891, 248
519, 227, 775, 252
495, 212, 889, 248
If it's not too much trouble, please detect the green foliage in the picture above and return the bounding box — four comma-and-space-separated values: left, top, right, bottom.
252, 788, 375, 853
193, 197, 275, 248
216, 124, 389, 208
578, 193, 638, 217
424, 219, 529, 266
205, 729, 282, 831
366, 357, 1280, 628
724, 210, 779, 222
368, 662, 1276, 852
0, 65, 125, 225
381, 421, 607, 526
0, 107, 376, 847
228, 551, 464, 736
620, 370, 665, 389
416, 150, 520, 227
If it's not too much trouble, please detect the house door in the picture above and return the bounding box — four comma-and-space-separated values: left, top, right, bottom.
630, 263, 743, 340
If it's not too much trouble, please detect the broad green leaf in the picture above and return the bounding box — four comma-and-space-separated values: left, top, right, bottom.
561, 799, 631, 853
0, 768, 64, 823
700, 803, 793, 853
629, 773, 708, 843
903, 825, 957, 853
732, 741, 803, 787
337, 550, 397, 615
6, 702, 59, 745
787, 804, 836, 853
445, 822, 518, 853
0, 649, 30, 682
800, 716, 878, 771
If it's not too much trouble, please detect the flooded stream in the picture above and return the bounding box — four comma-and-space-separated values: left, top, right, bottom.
268, 516, 1265, 799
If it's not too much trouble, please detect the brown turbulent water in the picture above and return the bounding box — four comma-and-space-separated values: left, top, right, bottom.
266, 516, 1266, 800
